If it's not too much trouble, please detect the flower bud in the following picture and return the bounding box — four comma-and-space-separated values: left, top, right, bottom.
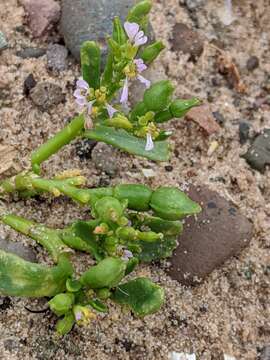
140, 41, 165, 64
94, 196, 124, 223
150, 187, 202, 220
143, 80, 174, 112
56, 312, 75, 336
48, 293, 75, 316
80, 257, 126, 289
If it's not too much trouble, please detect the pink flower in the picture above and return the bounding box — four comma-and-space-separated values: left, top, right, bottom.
122, 249, 133, 261
124, 22, 148, 46
145, 133, 154, 151
105, 103, 117, 118
74, 78, 94, 113
120, 77, 129, 104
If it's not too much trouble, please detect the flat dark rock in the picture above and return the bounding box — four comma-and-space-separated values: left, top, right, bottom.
243, 128, 270, 172
167, 185, 253, 286
0, 237, 37, 262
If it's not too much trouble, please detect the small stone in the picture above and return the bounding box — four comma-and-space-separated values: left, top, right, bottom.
167, 185, 253, 286
23, 73, 37, 96
0, 145, 18, 175
21, 0, 60, 37
91, 142, 118, 176
212, 111, 225, 125
46, 44, 68, 72
16, 47, 46, 59
165, 165, 173, 172
171, 23, 204, 60
239, 121, 250, 145
0, 31, 8, 51
185, 104, 221, 135
30, 82, 64, 111
260, 345, 270, 360
246, 56, 259, 72
142, 168, 156, 178
184, 0, 205, 11
75, 138, 97, 160
0, 297, 12, 311
0, 237, 37, 262
243, 129, 270, 172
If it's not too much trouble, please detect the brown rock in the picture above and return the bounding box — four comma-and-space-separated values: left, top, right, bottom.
171, 23, 204, 60
185, 103, 221, 135
21, 0, 60, 37
30, 82, 64, 111
0, 145, 18, 175
167, 185, 253, 286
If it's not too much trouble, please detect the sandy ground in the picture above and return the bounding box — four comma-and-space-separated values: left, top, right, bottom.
0, 0, 270, 359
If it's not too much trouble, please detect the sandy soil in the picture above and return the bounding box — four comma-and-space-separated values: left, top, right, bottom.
0, 0, 270, 359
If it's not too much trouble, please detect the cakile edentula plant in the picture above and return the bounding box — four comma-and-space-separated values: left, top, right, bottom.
0, 0, 202, 336
30, 0, 201, 174
0, 170, 201, 335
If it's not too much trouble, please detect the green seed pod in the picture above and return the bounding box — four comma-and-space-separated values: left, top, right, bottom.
127, 1, 152, 25
0, 251, 73, 297
130, 101, 148, 122
137, 231, 163, 242
154, 109, 173, 123
150, 187, 202, 220
48, 293, 75, 317
104, 114, 133, 130
143, 80, 175, 112
125, 257, 139, 275
80, 257, 126, 289
140, 41, 165, 64
113, 184, 152, 211
56, 311, 75, 336
116, 227, 138, 241
113, 17, 127, 45
94, 196, 124, 224
170, 98, 201, 118
95, 288, 111, 300
80, 41, 101, 89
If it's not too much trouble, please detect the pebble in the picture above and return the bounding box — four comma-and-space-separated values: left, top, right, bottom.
185, 104, 221, 135
260, 345, 270, 360
171, 23, 204, 60
184, 0, 205, 11
46, 44, 68, 72
142, 168, 156, 178
16, 47, 46, 59
60, 0, 137, 62
212, 111, 225, 126
23, 73, 37, 96
21, 0, 60, 37
246, 56, 259, 72
0, 31, 8, 51
0, 296, 12, 311
0, 237, 37, 262
167, 185, 253, 286
91, 142, 118, 176
75, 138, 97, 160
30, 82, 64, 111
243, 128, 270, 172
239, 121, 250, 145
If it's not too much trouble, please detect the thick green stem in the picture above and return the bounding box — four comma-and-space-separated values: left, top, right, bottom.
1, 214, 72, 263
31, 115, 85, 174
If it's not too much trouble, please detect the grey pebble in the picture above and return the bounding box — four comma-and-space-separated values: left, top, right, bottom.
239, 121, 250, 145
0, 236, 37, 262
46, 43, 68, 71
243, 128, 270, 172
30, 81, 65, 111
0, 31, 8, 51
91, 142, 119, 176
17, 47, 46, 59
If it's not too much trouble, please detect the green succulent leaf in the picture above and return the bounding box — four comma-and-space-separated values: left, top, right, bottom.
56, 311, 75, 336
112, 277, 164, 317
137, 236, 177, 262
89, 299, 108, 313
84, 125, 170, 162
113, 184, 152, 211
169, 98, 201, 118
143, 80, 175, 112
140, 41, 165, 64
127, 1, 152, 29
48, 293, 75, 317
80, 41, 101, 89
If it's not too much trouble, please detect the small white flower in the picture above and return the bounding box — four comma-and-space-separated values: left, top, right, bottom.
145, 133, 154, 151
124, 22, 148, 46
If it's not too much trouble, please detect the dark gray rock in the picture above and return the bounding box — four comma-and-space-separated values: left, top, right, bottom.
60, 0, 136, 61
30, 82, 65, 111
23, 73, 37, 96
46, 43, 68, 71
75, 138, 97, 160
167, 185, 253, 286
243, 129, 270, 172
212, 111, 225, 126
0, 237, 37, 262
171, 23, 204, 60
0, 31, 8, 51
184, 0, 206, 11
17, 47, 46, 59
246, 56, 259, 72
91, 142, 118, 176
239, 121, 251, 145
260, 346, 270, 360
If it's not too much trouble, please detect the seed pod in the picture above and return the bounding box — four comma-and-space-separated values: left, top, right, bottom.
116, 227, 138, 241
80, 257, 126, 289
80, 41, 101, 89
140, 41, 165, 64
0, 251, 73, 297
94, 196, 124, 224
48, 293, 75, 316
130, 101, 148, 122
127, 1, 152, 25
113, 17, 127, 45
150, 187, 202, 220
154, 109, 173, 123
114, 184, 152, 211
56, 311, 75, 336
170, 98, 201, 118
143, 80, 174, 112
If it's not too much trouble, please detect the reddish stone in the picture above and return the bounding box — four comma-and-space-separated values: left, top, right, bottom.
185, 104, 221, 135
167, 185, 253, 286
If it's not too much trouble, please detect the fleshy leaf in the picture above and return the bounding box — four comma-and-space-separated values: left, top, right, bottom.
112, 277, 165, 317
89, 299, 108, 313
80, 41, 101, 89
137, 236, 178, 262
84, 125, 170, 162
